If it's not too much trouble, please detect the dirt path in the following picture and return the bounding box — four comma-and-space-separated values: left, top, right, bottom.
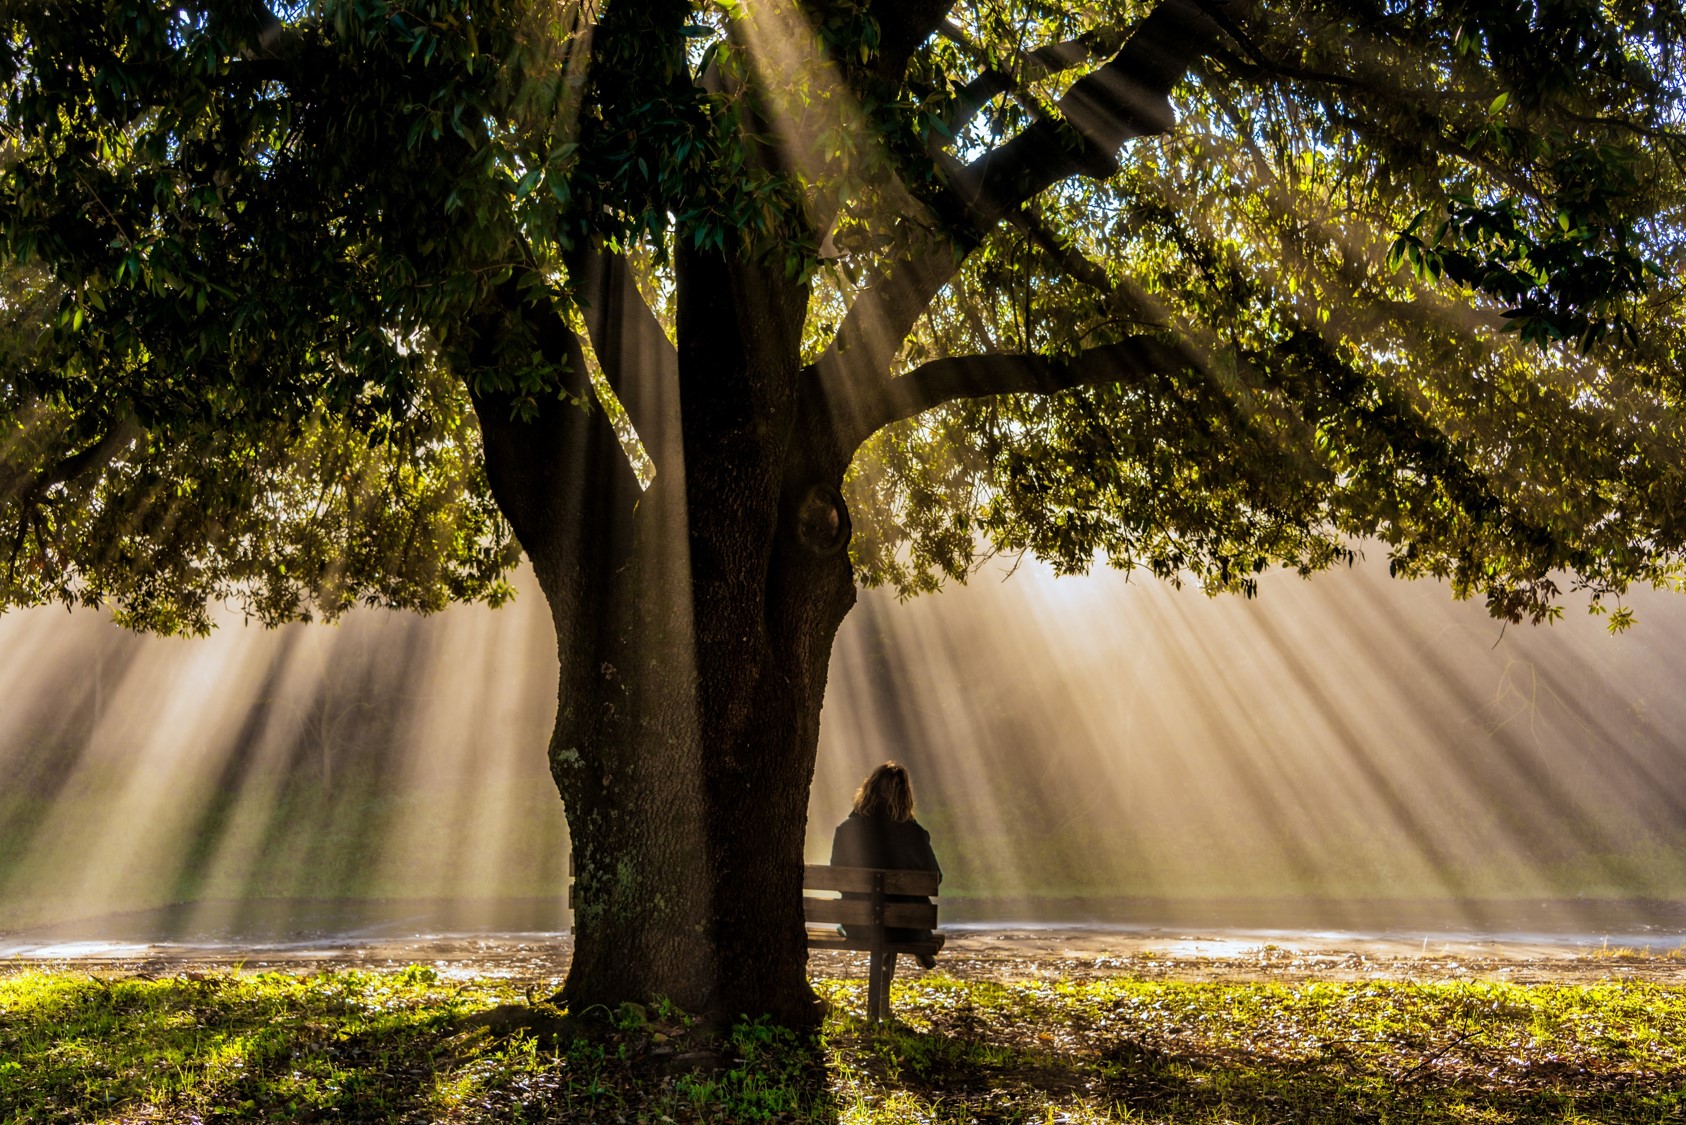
862, 928, 1686, 986
6, 928, 1684, 986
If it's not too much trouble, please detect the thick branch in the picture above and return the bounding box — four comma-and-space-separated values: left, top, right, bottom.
940, 22, 1127, 137
812, 0, 1234, 447
834, 337, 1190, 452
465, 269, 639, 581
831, 1, 1230, 358
856, 0, 960, 86
953, 0, 1233, 216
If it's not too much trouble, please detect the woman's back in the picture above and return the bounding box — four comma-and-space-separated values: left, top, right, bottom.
830, 811, 940, 876
829, 761, 943, 957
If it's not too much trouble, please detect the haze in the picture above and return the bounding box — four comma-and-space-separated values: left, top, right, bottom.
4, 557, 1684, 936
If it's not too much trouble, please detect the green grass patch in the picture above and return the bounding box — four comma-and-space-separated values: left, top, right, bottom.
3, 968, 1683, 1122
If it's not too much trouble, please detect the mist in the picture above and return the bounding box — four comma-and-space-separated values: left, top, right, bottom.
5, 555, 1686, 936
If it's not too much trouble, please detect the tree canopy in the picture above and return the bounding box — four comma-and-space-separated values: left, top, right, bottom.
3, 0, 1685, 631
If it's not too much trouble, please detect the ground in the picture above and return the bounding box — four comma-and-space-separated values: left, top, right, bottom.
12, 926, 1684, 987
4, 931, 1685, 1122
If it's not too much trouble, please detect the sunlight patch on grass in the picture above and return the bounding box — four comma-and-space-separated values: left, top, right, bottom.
3, 967, 1684, 1122
0, 966, 519, 1122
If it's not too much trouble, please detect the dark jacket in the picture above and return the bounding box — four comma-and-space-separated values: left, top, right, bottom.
829, 811, 941, 943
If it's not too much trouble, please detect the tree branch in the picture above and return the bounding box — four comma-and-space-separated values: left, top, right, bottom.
1196, 7, 1357, 90
956, 0, 1233, 215
833, 337, 1190, 452
938, 21, 1127, 137
465, 268, 640, 581
810, 0, 1236, 451
2, 409, 142, 588
857, 0, 961, 86
1, 410, 142, 510
1007, 205, 1166, 329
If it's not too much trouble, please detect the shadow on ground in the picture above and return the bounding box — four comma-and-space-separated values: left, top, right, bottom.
3, 969, 1683, 1122
834, 974, 1686, 1124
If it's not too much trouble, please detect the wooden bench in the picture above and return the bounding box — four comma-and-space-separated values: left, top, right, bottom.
803, 864, 943, 1023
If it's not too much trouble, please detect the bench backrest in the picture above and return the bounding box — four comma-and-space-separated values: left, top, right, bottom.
802, 864, 938, 931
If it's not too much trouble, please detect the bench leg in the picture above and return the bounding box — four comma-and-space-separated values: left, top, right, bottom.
866, 951, 897, 1024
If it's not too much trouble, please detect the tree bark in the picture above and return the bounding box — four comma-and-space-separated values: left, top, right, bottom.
472, 244, 856, 1025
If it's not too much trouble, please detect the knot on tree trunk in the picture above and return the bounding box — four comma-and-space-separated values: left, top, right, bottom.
792, 483, 850, 557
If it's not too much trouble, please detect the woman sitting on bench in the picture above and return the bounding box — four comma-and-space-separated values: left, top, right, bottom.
830, 761, 943, 971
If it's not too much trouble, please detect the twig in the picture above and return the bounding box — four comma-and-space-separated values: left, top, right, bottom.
1396, 1028, 1480, 1084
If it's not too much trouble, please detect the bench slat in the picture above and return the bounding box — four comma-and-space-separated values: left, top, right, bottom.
803, 864, 940, 896
804, 898, 938, 929
802, 866, 946, 1025
806, 930, 943, 954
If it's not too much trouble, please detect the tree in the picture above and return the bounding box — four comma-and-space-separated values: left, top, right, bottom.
3, 0, 1684, 1023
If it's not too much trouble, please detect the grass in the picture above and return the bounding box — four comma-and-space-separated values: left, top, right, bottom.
2, 967, 1684, 1123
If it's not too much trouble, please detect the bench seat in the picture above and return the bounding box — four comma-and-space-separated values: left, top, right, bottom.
803, 863, 943, 1022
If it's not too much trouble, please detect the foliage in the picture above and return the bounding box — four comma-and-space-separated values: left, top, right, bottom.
0, 351, 516, 633
848, 0, 1686, 618
0, 0, 1683, 633
4, 965, 1686, 1122
0, 0, 541, 631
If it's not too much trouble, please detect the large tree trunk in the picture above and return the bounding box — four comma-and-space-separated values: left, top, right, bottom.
472, 247, 855, 1025
546, 502, 855, 1024
551, 270, 855, 1020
